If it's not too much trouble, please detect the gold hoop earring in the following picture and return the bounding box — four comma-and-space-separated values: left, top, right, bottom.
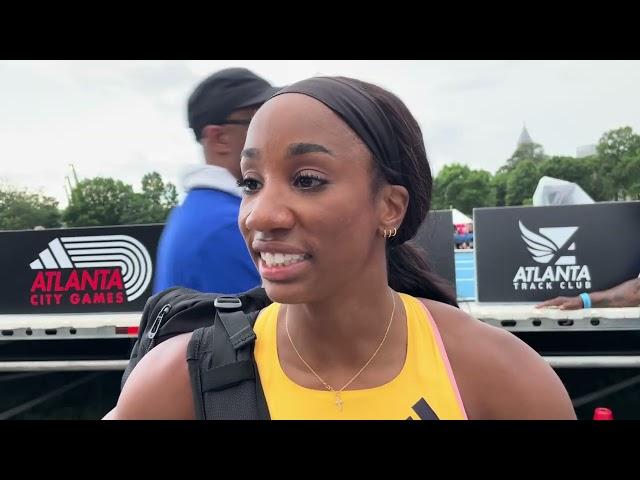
382, 227, 397, 239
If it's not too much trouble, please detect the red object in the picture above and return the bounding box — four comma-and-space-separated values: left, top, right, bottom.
115, 326, 139, 336
593, 407, 613, 420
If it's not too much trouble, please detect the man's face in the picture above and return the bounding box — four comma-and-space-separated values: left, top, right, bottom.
224, 106, 260, 178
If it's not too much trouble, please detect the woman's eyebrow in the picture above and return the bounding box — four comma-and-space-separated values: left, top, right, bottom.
286, 143, 335, 157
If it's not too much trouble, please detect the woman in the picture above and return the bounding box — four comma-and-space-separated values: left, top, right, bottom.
106, 76, 575, 420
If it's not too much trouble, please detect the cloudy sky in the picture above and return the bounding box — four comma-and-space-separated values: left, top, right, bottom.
1, 60, 639, 207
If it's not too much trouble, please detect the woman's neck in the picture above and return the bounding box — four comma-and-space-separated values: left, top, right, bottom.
281, 279, 401, 368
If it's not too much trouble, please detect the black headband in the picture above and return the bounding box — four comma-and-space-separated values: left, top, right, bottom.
270, 77, 402, 182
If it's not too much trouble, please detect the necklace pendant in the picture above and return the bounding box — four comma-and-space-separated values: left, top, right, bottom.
335, 393, 344, 411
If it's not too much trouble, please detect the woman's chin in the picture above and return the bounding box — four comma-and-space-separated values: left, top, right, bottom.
262, 282, 317, 305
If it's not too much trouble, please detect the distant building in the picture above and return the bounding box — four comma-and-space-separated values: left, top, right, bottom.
517, 125, 534, 147
516, 124, 597, 159
577, 144, 597, 158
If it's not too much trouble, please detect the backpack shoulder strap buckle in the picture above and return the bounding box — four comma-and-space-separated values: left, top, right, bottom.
214, 296, 257, 350
214, 296, 243, 311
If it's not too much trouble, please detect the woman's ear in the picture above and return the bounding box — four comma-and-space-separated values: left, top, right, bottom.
378, 184, 409, 231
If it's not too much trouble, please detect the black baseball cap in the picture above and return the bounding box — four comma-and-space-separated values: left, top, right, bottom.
187, 68, 280, 140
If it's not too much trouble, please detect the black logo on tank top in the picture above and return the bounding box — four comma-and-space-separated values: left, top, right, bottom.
406, 398, 439, 420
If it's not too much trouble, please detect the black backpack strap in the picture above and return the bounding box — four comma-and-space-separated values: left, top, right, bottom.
186, 327, 208, 419
186, 296, 269, 420
215, 296, 257, 350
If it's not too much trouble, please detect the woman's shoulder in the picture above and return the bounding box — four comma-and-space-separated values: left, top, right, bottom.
416, 298, 575, 419
415, 297, 485, 338
105, 332, 195, 420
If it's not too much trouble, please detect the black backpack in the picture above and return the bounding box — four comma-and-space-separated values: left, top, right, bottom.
122, 286, 273, 419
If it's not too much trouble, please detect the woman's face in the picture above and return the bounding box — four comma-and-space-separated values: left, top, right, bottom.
238, 93, 390, 304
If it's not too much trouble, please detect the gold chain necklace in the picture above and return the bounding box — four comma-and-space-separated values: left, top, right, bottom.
284, 290, 396, 411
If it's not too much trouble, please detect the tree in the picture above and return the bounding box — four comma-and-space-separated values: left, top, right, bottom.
537, 155, 608, 201
63, 173, 179, 227
0, 186, 62, 230
581, 155, 611, 201
505, 142, 546, 171
597, 126, 640, 162
619, 152, 640, 200
596, 127, 640, 200
142, 172, 178, 210
492, 168, 510, 207
505, 159, 540, 206
120, 172, 179, 224
63, 177, 136, 227
432, 164, 495, 215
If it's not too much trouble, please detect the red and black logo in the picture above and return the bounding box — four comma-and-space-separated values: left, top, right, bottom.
28, 234, 152, 308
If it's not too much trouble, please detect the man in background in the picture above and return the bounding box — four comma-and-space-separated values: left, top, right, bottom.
153, 68, 279, 293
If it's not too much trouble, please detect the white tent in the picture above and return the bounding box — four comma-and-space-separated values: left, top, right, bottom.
451, 208, 473, 224
532, 176, 594, 206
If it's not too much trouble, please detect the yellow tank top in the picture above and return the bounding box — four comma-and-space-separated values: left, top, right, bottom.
253, 293, 467, 420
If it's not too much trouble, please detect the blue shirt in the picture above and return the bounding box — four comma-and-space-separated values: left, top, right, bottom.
153, 188, 260, 294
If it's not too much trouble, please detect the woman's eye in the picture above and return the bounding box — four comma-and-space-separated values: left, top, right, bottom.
237, 178, 261, 194
293, 174, 327, 190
